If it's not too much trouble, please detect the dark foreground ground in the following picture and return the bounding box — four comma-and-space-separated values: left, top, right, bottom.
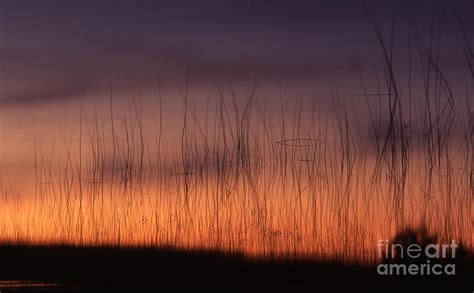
0, 244, 472, 292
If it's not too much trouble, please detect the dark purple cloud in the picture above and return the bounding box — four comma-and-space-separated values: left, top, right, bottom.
0, 0, 472, 105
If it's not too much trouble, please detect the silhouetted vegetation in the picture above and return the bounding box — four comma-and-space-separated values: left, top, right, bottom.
0, 243, 471, 291
0, 2, 472, 291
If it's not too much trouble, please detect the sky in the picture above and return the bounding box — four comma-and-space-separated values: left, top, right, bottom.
0, 0, 472, 254
0, 0, 473, 169
0, 0, 472, 106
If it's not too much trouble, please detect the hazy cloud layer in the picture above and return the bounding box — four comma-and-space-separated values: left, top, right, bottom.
0, 0, 472, 105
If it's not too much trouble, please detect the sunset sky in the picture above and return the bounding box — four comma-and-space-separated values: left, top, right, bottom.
0, 0, 472, 262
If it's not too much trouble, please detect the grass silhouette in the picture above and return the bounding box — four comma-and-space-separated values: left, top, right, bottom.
0, 3, 473, 291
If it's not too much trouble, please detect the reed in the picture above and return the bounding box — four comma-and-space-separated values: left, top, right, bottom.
0, 7, 472, 264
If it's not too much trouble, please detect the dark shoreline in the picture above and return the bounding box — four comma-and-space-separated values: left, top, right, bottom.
0, 244, 472, 292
